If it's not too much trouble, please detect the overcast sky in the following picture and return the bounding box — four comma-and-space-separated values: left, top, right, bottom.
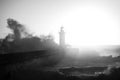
0, 0, 120, 45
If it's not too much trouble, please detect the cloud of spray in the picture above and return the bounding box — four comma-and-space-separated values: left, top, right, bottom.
5, 18, 58, 52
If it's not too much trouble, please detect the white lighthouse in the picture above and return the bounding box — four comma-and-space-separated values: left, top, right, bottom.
59, 26, 65, 46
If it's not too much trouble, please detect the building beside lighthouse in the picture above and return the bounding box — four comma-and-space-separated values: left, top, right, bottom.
59, 26, 65, 47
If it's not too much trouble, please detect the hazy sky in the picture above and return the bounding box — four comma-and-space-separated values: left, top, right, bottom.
0, 0, 120, 46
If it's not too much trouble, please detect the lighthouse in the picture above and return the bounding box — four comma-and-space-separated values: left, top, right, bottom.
59, 26, 65, 46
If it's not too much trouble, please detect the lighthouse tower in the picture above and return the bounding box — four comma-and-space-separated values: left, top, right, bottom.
59, 26, 65, 46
